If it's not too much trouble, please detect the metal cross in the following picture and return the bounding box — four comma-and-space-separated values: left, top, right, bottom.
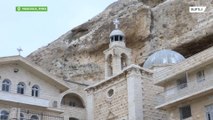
17, 47, 23, 56
113, 19, 120, 29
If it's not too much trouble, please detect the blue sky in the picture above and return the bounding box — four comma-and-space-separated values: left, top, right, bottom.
0, 0, 117, 57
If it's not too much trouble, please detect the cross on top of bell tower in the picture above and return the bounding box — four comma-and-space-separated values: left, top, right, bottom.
113, 19, 120, 29
109, 19, 125, 47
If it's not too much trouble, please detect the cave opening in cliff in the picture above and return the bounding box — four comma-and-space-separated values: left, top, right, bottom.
173, 34, 213, 58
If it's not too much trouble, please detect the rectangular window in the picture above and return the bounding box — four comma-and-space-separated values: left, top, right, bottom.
177, 76, 187, 90
69, 102, 76, 107
32, 90, 34, 96
196, 70, 205, 82
115, 36, 119, 41
179, 105, 192, 120
2, 85, 9, 92
17, 88, 24, 94
35, 91, 38, 97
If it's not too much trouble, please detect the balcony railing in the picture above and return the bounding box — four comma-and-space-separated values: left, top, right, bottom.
156, 78, 213, 108
0, 90, 49, 108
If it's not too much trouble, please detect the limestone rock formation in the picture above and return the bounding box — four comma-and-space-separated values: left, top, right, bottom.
27, 0, 213, 84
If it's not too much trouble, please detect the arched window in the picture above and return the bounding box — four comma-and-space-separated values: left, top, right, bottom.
121, 53, 128, 70
61, 93, 84, 108
32, 85, 39, 97
0, 110, 9, 120
2, 79, 11, 92
31, 115, 39, 120
107, 54, 113, 77
20, 113, 24, 120
17, 82, 25, 94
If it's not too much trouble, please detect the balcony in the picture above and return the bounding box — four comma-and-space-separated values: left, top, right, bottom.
153, 46, 213, 86
0, 90, 49, 108
156, 78, 213, 109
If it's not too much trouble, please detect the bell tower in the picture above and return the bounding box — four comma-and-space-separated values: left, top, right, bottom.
104, 19, 132, 79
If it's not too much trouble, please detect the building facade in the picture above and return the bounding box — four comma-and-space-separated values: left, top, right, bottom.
152, 46, 213, 120
85, 19, 166, 120
0, 19, 212, 120
0, 56, 87, 120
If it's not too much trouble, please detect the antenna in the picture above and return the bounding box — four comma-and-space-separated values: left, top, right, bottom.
17, 47, 23, 56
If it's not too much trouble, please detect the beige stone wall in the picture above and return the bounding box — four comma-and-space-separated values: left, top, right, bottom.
93, 76, 128, 120
86, 66, 169, 120
61, 106, 86, 120
167, 93, 213, 120
142, 76, 167, 120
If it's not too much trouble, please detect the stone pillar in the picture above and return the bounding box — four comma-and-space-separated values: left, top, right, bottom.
105, 58, 109, 79
127, 67, 143, 120
9, 107, 19, 120
86, 91, 94, 120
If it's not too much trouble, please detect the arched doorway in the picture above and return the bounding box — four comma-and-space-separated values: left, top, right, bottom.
61, 93, 84, 108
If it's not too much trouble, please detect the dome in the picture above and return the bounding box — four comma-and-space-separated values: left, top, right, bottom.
110, 29, 125, 37
143, 49, 185, 69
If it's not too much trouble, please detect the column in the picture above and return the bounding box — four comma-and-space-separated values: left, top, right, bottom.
9, 107, 20, 120
86, 91, 94, 120
127, 67, 143, 120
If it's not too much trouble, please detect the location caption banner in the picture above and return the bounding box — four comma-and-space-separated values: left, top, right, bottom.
16, 6, 48, 12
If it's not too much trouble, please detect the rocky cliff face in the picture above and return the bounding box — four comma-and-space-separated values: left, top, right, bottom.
27, 0, 213, 85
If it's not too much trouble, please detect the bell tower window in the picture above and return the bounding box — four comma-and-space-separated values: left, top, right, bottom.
107, 54, 113, 77
119, 36, 123, 41
115, 36, 119, 41
110, 37, 113, 42
121, 53, 128, 70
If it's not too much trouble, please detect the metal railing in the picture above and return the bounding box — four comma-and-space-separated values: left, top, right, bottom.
19, 110, 64, 120
156, 78, 213, 107
0, 89, 50, 108
0, 109, 64, 120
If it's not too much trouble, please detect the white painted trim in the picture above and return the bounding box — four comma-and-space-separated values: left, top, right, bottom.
0, 91, 49, 107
